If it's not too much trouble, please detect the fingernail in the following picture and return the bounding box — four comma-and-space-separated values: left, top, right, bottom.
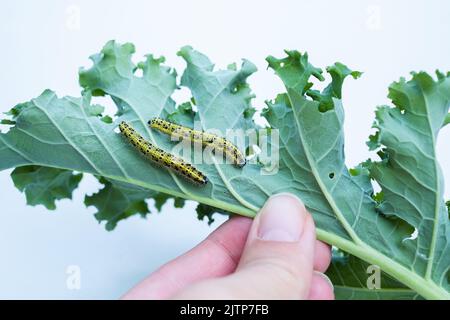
257, 193, 307, 242
314, 271, 334, 291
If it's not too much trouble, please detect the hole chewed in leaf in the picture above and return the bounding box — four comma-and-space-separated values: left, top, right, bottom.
88, 95, 119, 124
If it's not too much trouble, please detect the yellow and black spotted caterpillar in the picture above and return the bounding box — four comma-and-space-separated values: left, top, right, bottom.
148, 118, 247, 168
119, 121, 208, 185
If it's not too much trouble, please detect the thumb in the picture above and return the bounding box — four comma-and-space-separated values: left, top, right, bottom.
173, 193, 316, 299
229, 193, 316, 299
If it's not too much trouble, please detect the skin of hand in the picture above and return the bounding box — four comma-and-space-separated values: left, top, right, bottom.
122, 193, 334, 300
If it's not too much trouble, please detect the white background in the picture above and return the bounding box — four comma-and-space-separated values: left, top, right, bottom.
0, 0, 449, 299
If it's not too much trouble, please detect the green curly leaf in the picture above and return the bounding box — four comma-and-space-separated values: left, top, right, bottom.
11, 166, 82, 210
0, 41, 449, 299
85, 177, 153, 231
368, 72, 450, 287
444, 113, 450, 127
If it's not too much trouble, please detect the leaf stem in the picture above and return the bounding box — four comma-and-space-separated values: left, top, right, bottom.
14, 163, 449, 300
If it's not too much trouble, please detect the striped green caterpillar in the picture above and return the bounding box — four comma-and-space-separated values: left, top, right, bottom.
119, 121, 208, 185
148, 118, 246, 168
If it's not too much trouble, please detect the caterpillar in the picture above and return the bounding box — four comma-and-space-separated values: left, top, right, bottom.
148, 118, 246, 168
118, 121, 208, 185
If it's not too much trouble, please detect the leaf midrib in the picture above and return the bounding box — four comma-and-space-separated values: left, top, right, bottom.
286, 91, 363, 245
421, 86, 440, 281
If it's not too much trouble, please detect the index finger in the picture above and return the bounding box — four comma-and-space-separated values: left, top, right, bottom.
122, 216, 252, 299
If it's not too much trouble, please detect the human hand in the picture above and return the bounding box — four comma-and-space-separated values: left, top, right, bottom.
122, 193, 334, 300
